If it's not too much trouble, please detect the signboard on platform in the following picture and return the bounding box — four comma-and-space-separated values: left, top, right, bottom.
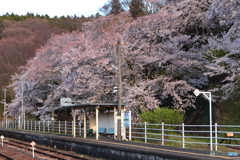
123, 111, 131, 127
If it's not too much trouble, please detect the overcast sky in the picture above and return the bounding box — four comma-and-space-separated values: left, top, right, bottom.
0, 0, 109, 17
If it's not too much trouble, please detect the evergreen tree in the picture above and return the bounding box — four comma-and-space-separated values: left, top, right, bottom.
99, 0, 124, 15
95, 12, 101, 18
110, 0, 124, 14
129, 0, 145, 19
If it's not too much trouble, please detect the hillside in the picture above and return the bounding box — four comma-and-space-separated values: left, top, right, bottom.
0, 13, 94, 119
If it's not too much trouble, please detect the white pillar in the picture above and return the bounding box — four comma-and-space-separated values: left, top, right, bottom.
129, 111, 132, 141
145, 122, 147, 143
215, 123, 218, 151
182, 123, 185, 148
209, 92, 213, 151
73, 109, 76, 137
84, 107, 87, 138
96, 106, 99, 140
162, 122, 164, 145
114, 107, 117, 140
65, 121, 67, 134
121, 110, 126, 140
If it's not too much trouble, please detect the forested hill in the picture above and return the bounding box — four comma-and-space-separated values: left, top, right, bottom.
0, 12, 95, 120
3, 0, 240, 124
0, 13, 93, 87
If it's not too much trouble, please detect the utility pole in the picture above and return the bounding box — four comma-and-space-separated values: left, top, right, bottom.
46, 69, 56, 133
116, 40, 122, 141
3, 88, 6, 128
51, 76, 55, 133
21, 80, 25, 129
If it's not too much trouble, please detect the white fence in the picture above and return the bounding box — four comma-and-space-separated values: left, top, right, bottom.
129, 122, 240, 151
1, 120, 240, 151
0, 120, 88, 136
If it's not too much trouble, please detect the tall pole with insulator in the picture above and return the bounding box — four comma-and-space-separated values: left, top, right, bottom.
116, 40, 122, 141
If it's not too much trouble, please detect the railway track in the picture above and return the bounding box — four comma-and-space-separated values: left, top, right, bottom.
0, 138, 93, 160
0, 152, 15, 160
0, 144, 34, 160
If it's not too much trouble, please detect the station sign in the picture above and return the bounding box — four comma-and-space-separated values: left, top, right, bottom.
123, 111, 131, 127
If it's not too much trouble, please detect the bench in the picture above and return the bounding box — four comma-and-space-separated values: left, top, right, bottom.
219, 133, 239, 145
98, 127, 106, 136
104, 128, 114, 137
87, 129, 93, 137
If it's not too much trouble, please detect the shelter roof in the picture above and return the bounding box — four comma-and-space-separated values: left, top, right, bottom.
63, 103, 125, 110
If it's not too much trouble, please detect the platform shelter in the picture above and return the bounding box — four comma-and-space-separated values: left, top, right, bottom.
61, 101, 126, 140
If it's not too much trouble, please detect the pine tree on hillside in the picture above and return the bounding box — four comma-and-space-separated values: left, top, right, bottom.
99, 0, 124, 15
129, 0, 146, 19
110, 0, 124, 14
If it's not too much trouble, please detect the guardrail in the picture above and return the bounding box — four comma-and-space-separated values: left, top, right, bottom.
1, 120, 240, 151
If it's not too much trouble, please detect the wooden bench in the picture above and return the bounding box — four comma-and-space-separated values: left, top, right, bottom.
219, 133, 239, 145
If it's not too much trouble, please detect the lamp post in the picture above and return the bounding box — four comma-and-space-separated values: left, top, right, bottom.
194, 89, 212, 151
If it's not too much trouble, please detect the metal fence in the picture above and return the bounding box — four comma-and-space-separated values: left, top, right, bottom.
1, 120, 240, 151
0, 120, 88, 136
128, 122, 240, 151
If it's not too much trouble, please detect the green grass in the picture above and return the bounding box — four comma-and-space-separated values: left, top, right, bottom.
219, 98, 240, 125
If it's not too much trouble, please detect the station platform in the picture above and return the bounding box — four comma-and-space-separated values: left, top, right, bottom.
0, 128, 239, 160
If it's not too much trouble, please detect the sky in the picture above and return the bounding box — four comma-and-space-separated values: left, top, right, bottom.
0, 0, 109, 17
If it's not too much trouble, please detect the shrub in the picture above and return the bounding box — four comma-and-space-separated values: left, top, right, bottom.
140, 107, 184, 126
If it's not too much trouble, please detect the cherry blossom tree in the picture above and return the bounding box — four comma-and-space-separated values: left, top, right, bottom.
7, 0, 240, 123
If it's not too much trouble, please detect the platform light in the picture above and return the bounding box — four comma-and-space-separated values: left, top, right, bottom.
194, 89, 213, 151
